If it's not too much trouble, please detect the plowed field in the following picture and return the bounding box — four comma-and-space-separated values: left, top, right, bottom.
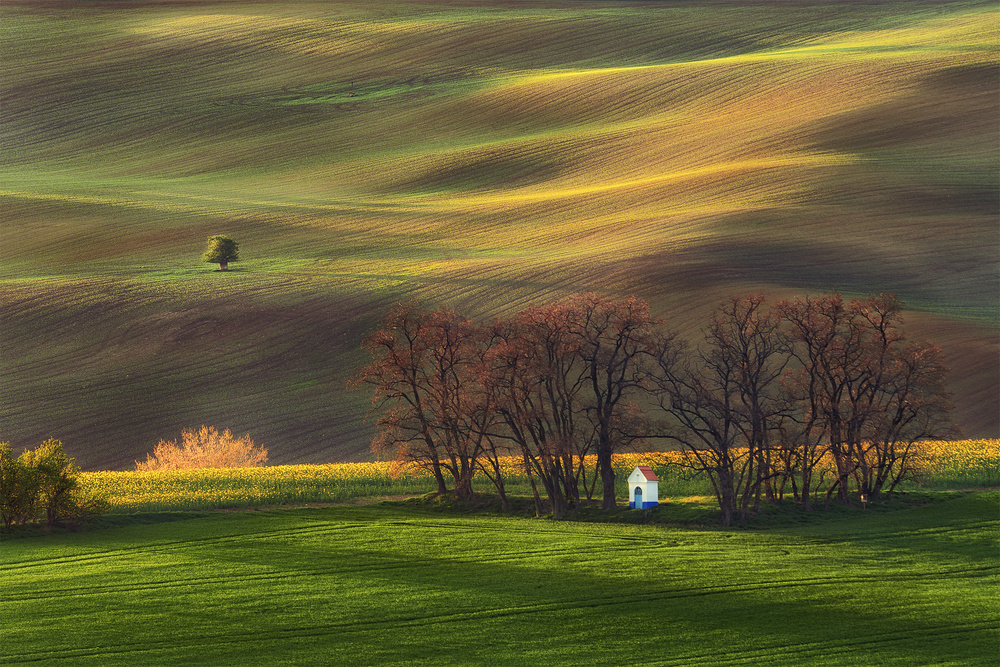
2, 0, 996, 468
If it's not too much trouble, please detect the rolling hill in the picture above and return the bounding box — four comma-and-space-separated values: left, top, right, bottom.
2, 0, 997, 469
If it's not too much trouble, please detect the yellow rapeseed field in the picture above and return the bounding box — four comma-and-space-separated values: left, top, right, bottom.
82, 462, 425, 512
911, 439, 1000, 488
81, 440, 998, 512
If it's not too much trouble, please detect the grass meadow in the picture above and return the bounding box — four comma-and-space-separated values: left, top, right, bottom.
2, 491, 997, 665
2, 0, 997, 470
3, 442, 996, 664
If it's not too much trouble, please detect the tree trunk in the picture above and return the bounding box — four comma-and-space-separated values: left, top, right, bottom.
455, 474, 474, 501
720, 504, 734, 528
219, 261, 228, 271
598, 446, 616, 510
524, 460, 544, 518
495, 479, 510, 512
431, 458, 448, 495
800, 465, 811, 511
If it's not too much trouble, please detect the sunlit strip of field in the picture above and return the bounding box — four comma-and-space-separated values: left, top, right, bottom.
0, 188, 427, 216
398, 56, 994, 231
785, 9, 999, 53
80, 440, 999, 513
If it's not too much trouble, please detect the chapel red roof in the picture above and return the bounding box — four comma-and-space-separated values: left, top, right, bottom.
637, 465, 658, 481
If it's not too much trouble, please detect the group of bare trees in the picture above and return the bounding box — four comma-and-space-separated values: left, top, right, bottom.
352, 292, 953, 524
647, 293, 952, 525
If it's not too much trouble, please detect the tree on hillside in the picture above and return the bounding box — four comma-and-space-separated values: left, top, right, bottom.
203, 235, 240, 271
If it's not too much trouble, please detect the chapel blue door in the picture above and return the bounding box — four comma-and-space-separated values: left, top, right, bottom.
634, 486, 642, 508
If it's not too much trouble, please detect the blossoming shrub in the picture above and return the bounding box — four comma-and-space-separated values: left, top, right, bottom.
136, 426, 267, 471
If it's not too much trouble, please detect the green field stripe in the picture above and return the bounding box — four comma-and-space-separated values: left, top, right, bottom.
3, 492, 996, 665
659, 620, 997, 666
5, 589, 994, 665
0, 521, 368, 570
7, 551, 994, 605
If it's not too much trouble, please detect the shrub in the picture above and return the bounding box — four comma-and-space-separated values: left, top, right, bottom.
1, 439, 107, 529
136, 426, 267, 471
1, 442, 37, 528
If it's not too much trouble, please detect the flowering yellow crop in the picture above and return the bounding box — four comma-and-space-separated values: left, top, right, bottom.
81, 462, 428, 512
613, 441, 998, 484
910, 439, 1000, 487
80, 440, 997, 512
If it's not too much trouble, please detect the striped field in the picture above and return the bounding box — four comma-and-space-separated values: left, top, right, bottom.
2, 491, 997, 665
2, 0, 997, 469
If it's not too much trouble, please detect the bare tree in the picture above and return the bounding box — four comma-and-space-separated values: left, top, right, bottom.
351, 291, 953, 520
565, 293, 658, 510
777, 293, 953, 503
351, 301, 486, 499
856, 339, 954, 497
482, 306, 590, 518
647, 295, 788, 526
779, 293, 868, 504
704, 295, 791, 509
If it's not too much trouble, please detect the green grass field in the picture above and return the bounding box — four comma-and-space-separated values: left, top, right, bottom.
2, 491, 997, 665
4, 444, 997, 664
2, 0, 997, 469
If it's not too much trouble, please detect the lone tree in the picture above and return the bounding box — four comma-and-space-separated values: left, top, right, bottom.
203, 235, 239, 271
